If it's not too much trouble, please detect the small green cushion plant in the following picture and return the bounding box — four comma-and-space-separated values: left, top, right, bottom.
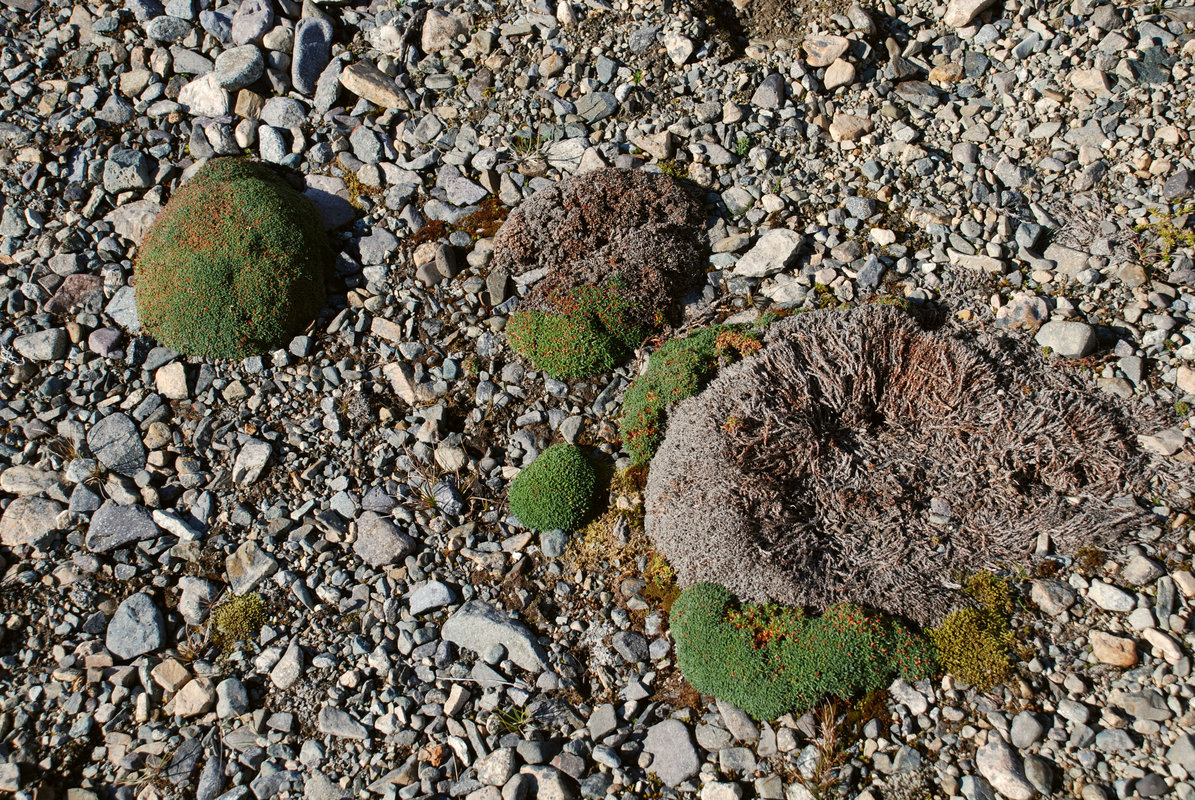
509, 443, 596, 531
929, 572, 1014, 690
620, 325, 762, 465
506, 281, 651, 381
135, 158, 332, 359
671, 582, 935, 720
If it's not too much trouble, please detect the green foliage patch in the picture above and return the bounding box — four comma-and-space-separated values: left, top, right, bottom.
619, 325, 762, 465
928, 572, 1014, 690
135, 158, 332, 359
508, 443, 596, 532
212, 593, 266, 650
506, 281, 652, 381
671, 583, 935, 720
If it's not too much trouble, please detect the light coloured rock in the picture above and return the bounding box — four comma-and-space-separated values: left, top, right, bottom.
1173, 571, 1195, 598
1036, 321, 1097, 358
106, 593, 166, 660
0, 497, 63, 548
232, 438, 271, 485
1142, 627, 1184, 663
829, 113, 874, 142
0, 466, 61, 497
151, 659, 191, 693
178, 74, 232, 116
1177, 366, 1195, 395
271, 637, 303, 690
339, 61, 408, 109
823, 58, 856, 90
944, 0, 998, 27
353, 511, 416, 568
155, 362, 189, 400
664, 33, 694, 66
1071, 69, 1112, 95
173, 677, 216, 717
226, 541, 278, 595
104, 200, 161, 245
1087, 580, 1135, 612
976, 735, 1034, 800
888, 678, 928, 715
1090, 630, 1138, 667
733, 229, 804, 278
643, 719, 700, 788
421, 9, 467, 53
1137, 427, 1186, 456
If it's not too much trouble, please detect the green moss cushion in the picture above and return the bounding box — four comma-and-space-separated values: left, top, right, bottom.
135, 159, 331, 359
671, 583, 936, 720
508, 443, 596, 531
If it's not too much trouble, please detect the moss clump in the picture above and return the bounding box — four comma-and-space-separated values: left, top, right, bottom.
620, 325, 762, 465
211, 593, 266, 650
506, 282, 650, 381
135, 158, 332, 359
928, 572, 1014, 690
509, 443, 596, 531
671, 583, 935, 720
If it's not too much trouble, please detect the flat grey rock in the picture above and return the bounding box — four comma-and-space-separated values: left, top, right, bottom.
317, 706, 368, 739
352, 511, 416, 567
106, 593, 166, 660
1036, 321, 1097, 358
86, 502, 160, 552
440, 600, 548, 673
409, 580, 457, 615
88, 413, 146, 476
643, 719, 699, 788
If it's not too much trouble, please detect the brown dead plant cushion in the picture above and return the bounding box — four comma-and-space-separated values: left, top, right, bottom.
645, 305, 1156, 625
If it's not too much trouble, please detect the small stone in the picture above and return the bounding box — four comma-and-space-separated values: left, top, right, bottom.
271, 637, 303, 690
353, 511, 416, 567
317, 706, 368, 739
1088, 580, 1135, 612
477, 748, 519, 786
231, 0, 273, 45
340, 61, 408, 109
1010, 712, 1045, 749
889, 679, 928, 715
260, 96, 306, 128
643, 719, 700, 788
1071, 68, 1112, 95
232, 438, 271, 484
1036, 321, 1097, 358
226, 541, 279, 595
803, 35, 849, 67
155, 362, 189, 400
421, 9, 466, 53
440, 600, 549, 672
86, 502, 160, 552
1166, 735, 1195, 772
0, 497, 63, 548
292, 18, 333, 95
174, 677, 216, 717
1164, 169, 1193, 200
733, 229, 804, 277
751, 73, 786, 109
1030, 580, 1075, 616
178, 577, 221, 625
1090, 630, 1137, 666
409, 580, 457, 615
1122, 555, 1165, 585
944, 0, 998, 27
823, 59, 856, 90
664, 34, 694, 66
576, 92, 617, 122
178, 74, 232, 116
976, 735, 1034, 800
213, 45, 264, 91
829, 113, 875, 142
13, 328, 69, 361
106, 593, 167, 660
217, 677, 250, 717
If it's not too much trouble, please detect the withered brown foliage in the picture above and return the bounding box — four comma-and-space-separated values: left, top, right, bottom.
490, 167, 708, 328
645, 305, 1158, 625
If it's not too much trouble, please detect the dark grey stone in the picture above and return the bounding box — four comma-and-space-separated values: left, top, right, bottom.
88, 413, 146, 476
86, 502, 160, 552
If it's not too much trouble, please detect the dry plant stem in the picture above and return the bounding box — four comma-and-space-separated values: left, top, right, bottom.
792, 703, 850, 800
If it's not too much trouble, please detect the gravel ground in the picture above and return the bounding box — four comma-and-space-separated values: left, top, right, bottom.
0, 0, 1194, 798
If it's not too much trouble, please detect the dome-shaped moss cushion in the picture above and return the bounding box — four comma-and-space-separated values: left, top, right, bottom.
135, 159, 331, 359
508, 443, 596, 531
